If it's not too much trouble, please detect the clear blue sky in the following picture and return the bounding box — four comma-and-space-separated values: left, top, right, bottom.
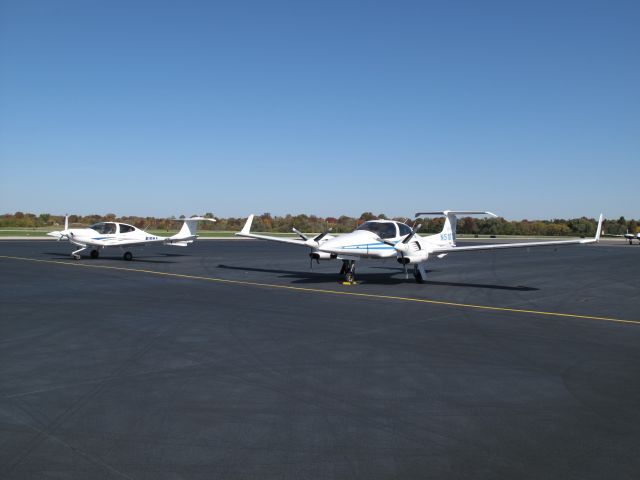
1, 0, 638, 220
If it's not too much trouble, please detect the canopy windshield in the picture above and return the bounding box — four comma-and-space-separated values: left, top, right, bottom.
89, 222, 117, 234
356, 221, 398, 239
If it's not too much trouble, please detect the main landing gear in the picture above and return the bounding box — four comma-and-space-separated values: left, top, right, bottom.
338, 260, 427, 284
123, 251, 133, 261
340, 259, 357, 284
413, 264, 426, 283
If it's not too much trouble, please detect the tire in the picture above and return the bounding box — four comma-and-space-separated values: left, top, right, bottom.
90, 249, 99, 259
123, 251, 133, 261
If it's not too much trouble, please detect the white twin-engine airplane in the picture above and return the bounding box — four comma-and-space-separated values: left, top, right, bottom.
47, 216, 215, 260
237, 211, 604, 283
605, 230, 640, 245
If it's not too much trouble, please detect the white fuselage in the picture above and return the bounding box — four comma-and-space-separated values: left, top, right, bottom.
48, 217, 213, 260
319, 229, 399, 259
314, 220, 443, 260
49, 222, 162, 247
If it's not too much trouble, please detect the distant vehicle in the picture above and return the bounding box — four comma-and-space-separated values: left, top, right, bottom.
48, 216, 215, 260
604, 230, 640, 245
237, 211, 604, 284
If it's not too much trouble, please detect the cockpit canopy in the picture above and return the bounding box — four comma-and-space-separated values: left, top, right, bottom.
90, 222, 117, 234
356, 221, 412, 239
89, 222, 136, 234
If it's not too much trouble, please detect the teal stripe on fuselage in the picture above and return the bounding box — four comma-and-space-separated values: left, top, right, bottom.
341, 242, 395, 250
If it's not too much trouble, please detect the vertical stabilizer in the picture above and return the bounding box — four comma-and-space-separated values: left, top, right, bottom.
415, 211, 497, 247
441, 211, 457, 245
172, 216, 215, 240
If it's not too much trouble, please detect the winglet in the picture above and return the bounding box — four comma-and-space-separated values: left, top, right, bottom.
595, 213, 603, 242
239, 214, 255, 236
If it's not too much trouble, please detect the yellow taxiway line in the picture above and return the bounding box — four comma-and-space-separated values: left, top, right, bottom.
1, 254, 638, 326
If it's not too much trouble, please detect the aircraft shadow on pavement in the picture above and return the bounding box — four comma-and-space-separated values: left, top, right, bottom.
44, 252, 180, 264
218, 264, 408, 285
217, 264, 538, 291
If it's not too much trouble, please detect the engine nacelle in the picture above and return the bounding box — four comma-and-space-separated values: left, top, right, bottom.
310, 251, 337, 261
397, 251, 428, 264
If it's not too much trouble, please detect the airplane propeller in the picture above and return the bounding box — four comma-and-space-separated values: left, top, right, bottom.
375, 223, 421, 279
292, 227, 309, 241
309, 228, 333, 268
401, 223, 421, 245
293, 226, 333, 269
312, 228, 332, 244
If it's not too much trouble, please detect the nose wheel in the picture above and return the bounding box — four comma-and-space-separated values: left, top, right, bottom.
90, 249, 99, 259
340, 260, 357, 284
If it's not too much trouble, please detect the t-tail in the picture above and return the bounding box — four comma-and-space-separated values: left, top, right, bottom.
168, 216, 216, 245
415, 211, 497, 246
47, 213, 71, 240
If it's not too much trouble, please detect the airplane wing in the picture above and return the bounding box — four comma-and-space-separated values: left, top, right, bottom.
430, 214, 603, 254
235, 214, 310, 246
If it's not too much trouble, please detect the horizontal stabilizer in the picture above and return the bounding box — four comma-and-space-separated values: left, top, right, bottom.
166, 216, 216, 222
167, 240, 190, 247
415, 211, 497, 217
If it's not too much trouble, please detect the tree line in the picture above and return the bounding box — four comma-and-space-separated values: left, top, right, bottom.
2, 211, 637, 237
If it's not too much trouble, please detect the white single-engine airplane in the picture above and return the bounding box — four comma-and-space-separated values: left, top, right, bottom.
237, 211, 603, 283
48, 216, 215, 260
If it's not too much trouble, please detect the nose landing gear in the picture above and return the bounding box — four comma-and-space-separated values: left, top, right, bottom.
340, 260, 357, 284
71, 246, 89, 260
413, 264, 427, 283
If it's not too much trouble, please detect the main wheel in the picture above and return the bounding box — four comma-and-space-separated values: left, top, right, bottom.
413, 267, 425, 283
345, 272, 355, 283
90, 249, 99, 259
123, 251, 133, 261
